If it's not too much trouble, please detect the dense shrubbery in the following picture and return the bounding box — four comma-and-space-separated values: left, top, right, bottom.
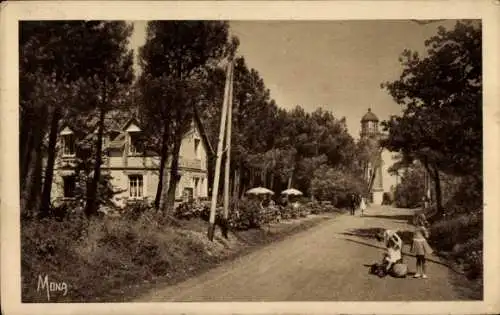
22, 200, 330, 302
392, 163, 483, 281
427, 175, 483, 280
393, 166, 426, 208
429, 211, 482, 280
310, 165, 367, 208
174, 200, 210, 221
229, 198, 263, 229
21, 206, 231, 302
382, 192, 393, 205
171, 197, 338, 231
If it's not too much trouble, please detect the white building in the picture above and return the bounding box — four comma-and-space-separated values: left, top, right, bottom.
360, 108, 398, 205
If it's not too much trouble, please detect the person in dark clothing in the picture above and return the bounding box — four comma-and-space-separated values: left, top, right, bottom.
349, 193, 357, 215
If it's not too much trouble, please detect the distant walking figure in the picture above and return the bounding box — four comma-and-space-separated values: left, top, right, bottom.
349, 193, 357, 215
359, 196, 366, 216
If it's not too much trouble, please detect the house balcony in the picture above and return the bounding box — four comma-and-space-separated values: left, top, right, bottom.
178, 157, 202, 170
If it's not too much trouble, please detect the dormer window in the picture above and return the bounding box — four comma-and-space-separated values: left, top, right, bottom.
60, 127, 75, 157
124, 120, 142, 156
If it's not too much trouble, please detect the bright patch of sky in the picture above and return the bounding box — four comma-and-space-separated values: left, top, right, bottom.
128, 20, 459, 139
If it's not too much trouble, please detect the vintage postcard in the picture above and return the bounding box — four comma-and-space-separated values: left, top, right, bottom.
1, 0, 499, 314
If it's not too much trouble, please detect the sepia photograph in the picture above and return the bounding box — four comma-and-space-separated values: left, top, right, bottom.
1, 1, 499, 314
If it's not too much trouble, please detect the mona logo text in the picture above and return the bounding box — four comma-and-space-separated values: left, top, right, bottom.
37, 275, 68, 301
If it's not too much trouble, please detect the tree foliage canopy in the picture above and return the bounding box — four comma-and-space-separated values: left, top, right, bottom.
381, 21, 481, 177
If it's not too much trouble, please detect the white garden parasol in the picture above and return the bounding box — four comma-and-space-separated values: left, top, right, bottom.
281, 188, 303, 196
246, 187, 275, 195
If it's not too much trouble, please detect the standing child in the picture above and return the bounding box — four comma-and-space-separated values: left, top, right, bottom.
411, 214, 433, 278
359, 196, 366, 216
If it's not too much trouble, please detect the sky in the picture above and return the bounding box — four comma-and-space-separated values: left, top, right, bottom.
129, 20, 459, 139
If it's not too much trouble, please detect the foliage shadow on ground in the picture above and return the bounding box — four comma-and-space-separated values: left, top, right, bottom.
361, 214, 415, 225
341, 227, 415, 247
342, 237, 465, 277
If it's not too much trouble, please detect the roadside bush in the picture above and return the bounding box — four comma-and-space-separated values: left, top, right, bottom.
21, 206, 226, 302
229, 198, 262, 230
429, 212, 482, 251
443, 175, 483, 216
392, 165, 426, 208
280, 203, 301, 219
382, 192, 392, 205
174, 200, 210, 220
121, 200, 154, 221
310, 165, 368, 209
308, 201, 322, 214
429, 212, 483, 279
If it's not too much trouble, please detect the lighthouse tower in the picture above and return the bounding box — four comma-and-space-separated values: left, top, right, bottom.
360, 108, 384, 205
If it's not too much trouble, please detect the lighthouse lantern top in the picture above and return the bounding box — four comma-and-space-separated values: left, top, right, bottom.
361, 108, 379, 122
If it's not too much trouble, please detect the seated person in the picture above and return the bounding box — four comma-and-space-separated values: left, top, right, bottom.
378, 229, 403, 272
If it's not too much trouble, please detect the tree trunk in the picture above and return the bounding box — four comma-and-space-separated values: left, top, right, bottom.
40, 107, 62, 216
154, 128, 169, 209
22, 117, 46, 216
287, 169, 294, 189
240, 167, 248, 198
249, 168, 255, 188
431, 166, 444, 217
237, 163, 243, 197
20, 118, 35, 184
164, 134, 182, 214
28, 148, 44, 213
20, 106, 47, 214
270, 173, 275, 192
25, 136, 44, 215
85, 104, 106, 217
232, 166, 239, 199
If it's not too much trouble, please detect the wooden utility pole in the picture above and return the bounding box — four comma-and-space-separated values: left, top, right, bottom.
208, 61, 233, 241
223, 60, 234, 223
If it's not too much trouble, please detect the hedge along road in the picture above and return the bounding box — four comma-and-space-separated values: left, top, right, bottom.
136, 206, 475, 302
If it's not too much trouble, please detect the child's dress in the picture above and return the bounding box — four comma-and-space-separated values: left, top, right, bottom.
411, 226, 433, 256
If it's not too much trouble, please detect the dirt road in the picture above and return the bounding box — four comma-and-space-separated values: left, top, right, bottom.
136, 206, 474, 301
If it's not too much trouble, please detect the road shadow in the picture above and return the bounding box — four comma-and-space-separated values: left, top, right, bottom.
340, 227, 414, 245
362, 263, 418, 278
343, 238, 464, 276
341, 227, 385, 241
362, 214, 415, 224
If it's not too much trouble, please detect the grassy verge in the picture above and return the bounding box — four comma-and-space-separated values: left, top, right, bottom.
21, 211, 334, 303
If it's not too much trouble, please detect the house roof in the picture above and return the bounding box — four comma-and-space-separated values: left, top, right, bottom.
107, 133, 126, 149
106, 109, 215, 156
59, 108, 215, 156
120, 117, 142, 132
193, 106, 215, 157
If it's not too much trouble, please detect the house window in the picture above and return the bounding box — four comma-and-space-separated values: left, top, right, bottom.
183, 187, 194, 202
63, 175, 76, 198
62, 134, 75, 156
194, 177, 200, 197
194, 138, 201, 159
129, 133, 140, 155
129, 174, 143, 199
